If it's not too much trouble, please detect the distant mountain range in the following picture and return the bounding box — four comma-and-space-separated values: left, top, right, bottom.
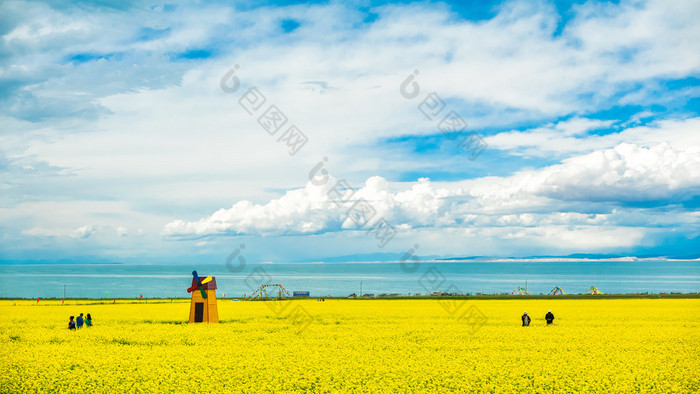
312, 252, 700, 263
2, 252, 699, 265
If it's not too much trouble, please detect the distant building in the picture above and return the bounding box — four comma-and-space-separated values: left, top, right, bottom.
293, 291, 310, 297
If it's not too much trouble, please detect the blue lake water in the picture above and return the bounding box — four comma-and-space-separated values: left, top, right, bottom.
1, 260, 699, 298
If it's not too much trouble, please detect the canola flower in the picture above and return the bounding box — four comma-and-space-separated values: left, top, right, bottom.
1, 298, 699, 392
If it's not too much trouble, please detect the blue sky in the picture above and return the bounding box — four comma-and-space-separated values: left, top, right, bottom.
0, 0, 699, 264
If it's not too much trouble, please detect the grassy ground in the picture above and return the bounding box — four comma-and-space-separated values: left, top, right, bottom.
4, 292, 700, 304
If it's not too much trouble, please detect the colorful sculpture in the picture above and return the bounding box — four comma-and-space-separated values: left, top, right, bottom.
585, 286, 603, 295
250, 283, 290, 299
187, 270, 218, 323
509, 286, 531, 295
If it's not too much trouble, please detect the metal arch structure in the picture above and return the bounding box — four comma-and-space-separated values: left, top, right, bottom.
585, 286, 603, 295
250, 284, 291, 300
549, 287, 566, 295
510, 286, 531, 295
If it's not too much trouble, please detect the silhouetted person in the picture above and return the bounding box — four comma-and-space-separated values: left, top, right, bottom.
545, 310, 554, 325
76, 313, 84, 328
68, 316, 76, 330
521, 312, 531, 326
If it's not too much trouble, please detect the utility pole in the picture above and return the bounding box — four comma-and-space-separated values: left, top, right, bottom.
526, 280, 528, 293
63, 284, 66, 299
360, 281, 362, 297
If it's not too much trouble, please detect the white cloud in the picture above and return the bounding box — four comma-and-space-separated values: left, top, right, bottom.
488, 117, 700, 156
23, 225, 95, 239
2, 0, 700, 259
8, 0, 699, 202
531, 143, 700, 201
72, 225, 95, 239
164, 142, 700, 242
164, 178, 339, 237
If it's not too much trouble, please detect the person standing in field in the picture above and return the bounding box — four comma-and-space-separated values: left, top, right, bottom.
85, 313, 93, 327
545, 310, 555, 325
521, 312, 531, 326
76, 313, 84, 328
68, 316, 76, 330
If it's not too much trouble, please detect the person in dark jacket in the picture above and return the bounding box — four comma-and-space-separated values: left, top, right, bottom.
76, 313, 84, 328
521, 312, 531, 326
545, 310, 555, 325
69, 316, 76, 330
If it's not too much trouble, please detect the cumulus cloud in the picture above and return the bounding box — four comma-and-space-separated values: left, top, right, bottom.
530, 143, 700, 202
164, 142, 700, 239
470, 142, 700, 212
164, 179, 340, 237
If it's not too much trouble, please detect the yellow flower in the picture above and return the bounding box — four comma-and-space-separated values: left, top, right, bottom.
0, 298, 698, 392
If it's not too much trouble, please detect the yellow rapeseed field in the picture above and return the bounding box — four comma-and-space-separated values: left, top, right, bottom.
1, 298, 698, 392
